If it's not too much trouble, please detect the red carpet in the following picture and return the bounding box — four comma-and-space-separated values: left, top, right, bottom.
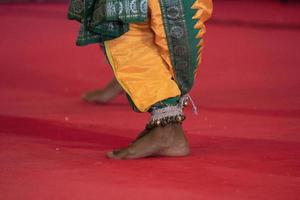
0, 1, 300, 200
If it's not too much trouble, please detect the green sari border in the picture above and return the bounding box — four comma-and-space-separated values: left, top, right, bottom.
159, 0, 200, 95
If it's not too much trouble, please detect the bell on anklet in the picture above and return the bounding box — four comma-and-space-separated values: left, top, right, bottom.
176, 115, 182, 122
155, 120, 161, 126
146, 114, 186, 130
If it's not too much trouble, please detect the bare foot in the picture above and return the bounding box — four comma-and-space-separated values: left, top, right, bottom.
106, 124, 190, 159
82, 78, 123, 104
131, 128, 150, 144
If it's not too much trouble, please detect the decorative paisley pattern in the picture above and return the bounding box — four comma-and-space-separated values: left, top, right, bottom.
105, 0, 148, 22
153, 0, 213, 112
160, 0, 197, 95
68, 0, 148, 45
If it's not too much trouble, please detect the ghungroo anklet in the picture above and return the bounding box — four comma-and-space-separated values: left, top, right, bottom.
145, 95, 192, 130
146, 113, 186, 130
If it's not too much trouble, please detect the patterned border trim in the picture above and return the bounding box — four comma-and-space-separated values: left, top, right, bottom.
68, 0, 148, 46
159, 0, 199, 94
105, 0, 148, 23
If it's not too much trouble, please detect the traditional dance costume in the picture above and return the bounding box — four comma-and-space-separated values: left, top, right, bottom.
68, 0, 212, 126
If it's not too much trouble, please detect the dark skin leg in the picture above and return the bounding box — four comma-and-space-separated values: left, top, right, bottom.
106, 123, 190, 159
82, 78, 123, 104
83, 79, 190, 159
131, 128, 150, 143
82, 78, 151, 141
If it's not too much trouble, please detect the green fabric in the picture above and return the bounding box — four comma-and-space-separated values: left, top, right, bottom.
127, 94, 180, 113
159, 0, 200, 95
182, 0, 200, 79
126, 94, 180, 113
150, 96, 181, 111
68, 0, 148, 46
128, 0, 201, 112
69, 0, 201, 112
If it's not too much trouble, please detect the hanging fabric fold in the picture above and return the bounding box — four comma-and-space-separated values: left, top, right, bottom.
67, 0, 148, 45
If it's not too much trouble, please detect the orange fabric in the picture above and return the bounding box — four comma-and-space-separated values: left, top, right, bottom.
104, 0, 181, 112
193, 0, 213, 65
148, 0, 175, 78
104, 0, 213, 112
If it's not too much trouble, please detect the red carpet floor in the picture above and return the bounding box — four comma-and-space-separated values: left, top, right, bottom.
1, 1, 300, 200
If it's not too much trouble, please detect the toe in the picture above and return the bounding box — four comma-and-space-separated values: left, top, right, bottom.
81, 93, 94, 102
106, 150, 122, 159
81, 93, 88, 100
106, 151, 117, 159
106, 149, 128, 160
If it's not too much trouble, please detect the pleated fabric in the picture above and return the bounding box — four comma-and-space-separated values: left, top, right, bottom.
105, 0, 213, 112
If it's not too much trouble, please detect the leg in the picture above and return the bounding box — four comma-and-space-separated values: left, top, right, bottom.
106, 0, 212, 159
104, 22, 181, 112
105, 19, 189, 159
82, 78, 123, 104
